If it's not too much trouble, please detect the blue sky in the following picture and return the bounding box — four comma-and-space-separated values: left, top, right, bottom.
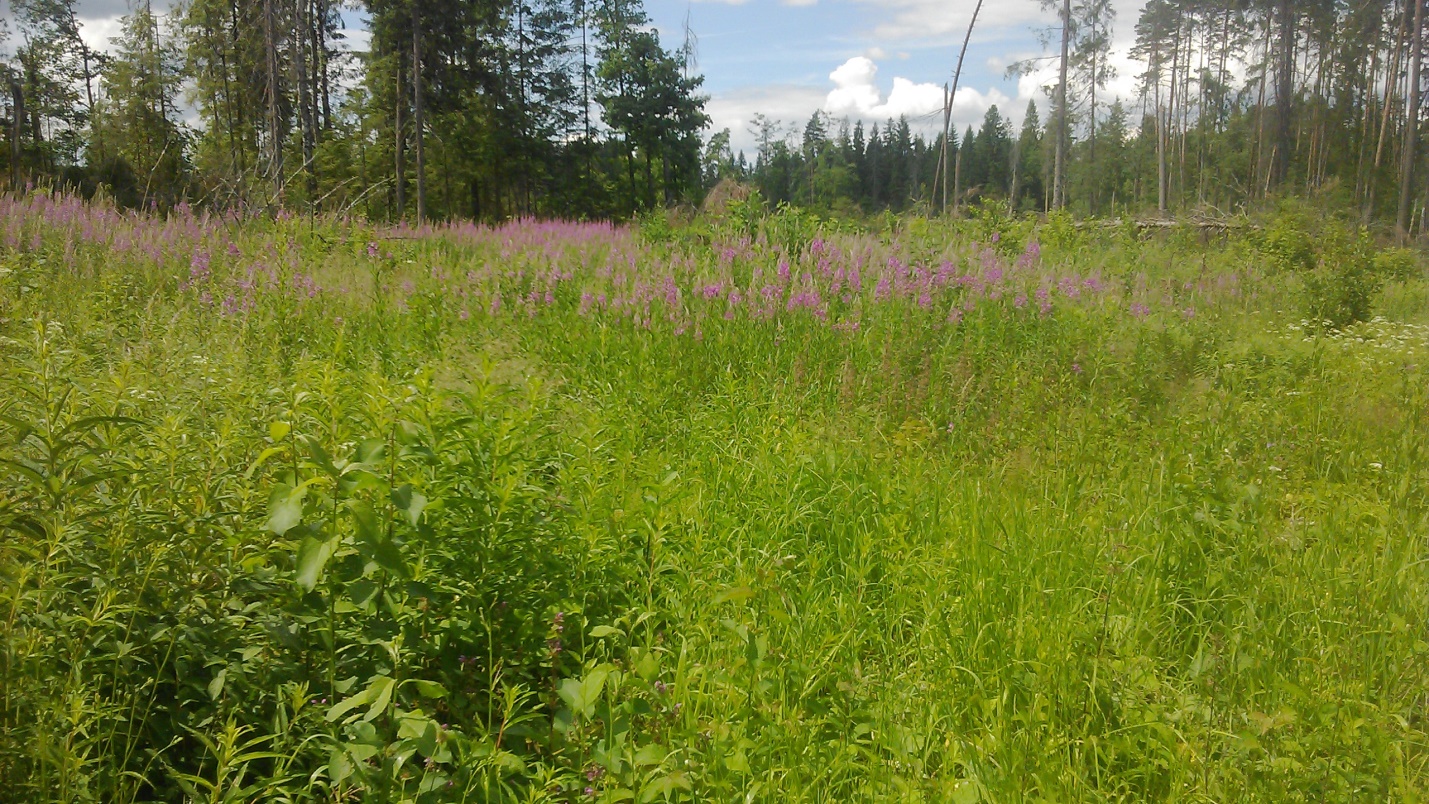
643, 0, 1147, 152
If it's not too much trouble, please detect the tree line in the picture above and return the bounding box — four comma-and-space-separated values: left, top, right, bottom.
7, 0, 1429, 227
0, 0, 707, 220
717, 0, 1429, 233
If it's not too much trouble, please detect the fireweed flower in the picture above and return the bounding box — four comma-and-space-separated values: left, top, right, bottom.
1035, 286, 1051, 311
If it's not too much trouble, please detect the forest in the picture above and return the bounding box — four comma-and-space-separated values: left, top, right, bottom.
5, 0, 1429, 228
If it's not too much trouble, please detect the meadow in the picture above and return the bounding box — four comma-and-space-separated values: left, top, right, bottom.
1, 194, 1427, 802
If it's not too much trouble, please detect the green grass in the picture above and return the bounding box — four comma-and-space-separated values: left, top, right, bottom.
1, 195, 1427, 801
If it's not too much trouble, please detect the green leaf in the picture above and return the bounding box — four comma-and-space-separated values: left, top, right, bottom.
714, 586, 755, 605
350, 500, 382, 544
558, 665, 611, 719
267, 484, 306, 535
397, 712, 439, 756
328, 746, 354, 783
356, 437, 386, 464
245, 445, 286, 479
409, 679, 447, 699
363, 675, 396, 722
633, 743, 666, 767
295, 535, 337, 592
639, 772, 690, 802
589, 625, 622, 639
391, 484, 427, 525
207, 667, 227, 700
326, 686, 375, 722
269, 421, 291, 442
299, 434, 338, 477
394, 421, 421, 445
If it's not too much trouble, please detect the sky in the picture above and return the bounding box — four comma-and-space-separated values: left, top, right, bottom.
642, 0, 1151, 152
3, 0, 1152, 154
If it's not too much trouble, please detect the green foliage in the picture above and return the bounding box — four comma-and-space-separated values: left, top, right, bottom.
1256, 209, 1394, 328
3, 198, 1429, 801
762, 202, 823, 255
1258, 208, 1318, 273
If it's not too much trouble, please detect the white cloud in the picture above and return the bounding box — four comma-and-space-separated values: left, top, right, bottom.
864, 0, 1146, 52
823, 55, 1011, 133
77, 15, 124, 52
826, 56, 943, 119
782, 0, 819, 7
705, 84, 829, 152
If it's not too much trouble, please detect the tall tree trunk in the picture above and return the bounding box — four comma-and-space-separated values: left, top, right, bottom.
294, 0, 317, 200
312, 0, 329, 131
411, 0, 426, 224
1088, 9, 1098, 215
1156, 44, 1167, 214
9, 81, 22, 190
264, 0, 283, 202
1273, 0, 1295, 187
1399, 0, 1424, 237
1053, 0, 1071, 209
395, 61, 405, 219
1371, 0, 1409, 217
953, 144, 962, 214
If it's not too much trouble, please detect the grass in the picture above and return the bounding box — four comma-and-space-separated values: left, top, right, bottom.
1, 193, 1427, 801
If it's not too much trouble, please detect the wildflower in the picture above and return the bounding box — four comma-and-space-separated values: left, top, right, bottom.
1072, 362, 1083, 374
654, 680, 668, 694
1014, 293, 1028, 309
875, 275, 891, 299
367, 242, 379, 258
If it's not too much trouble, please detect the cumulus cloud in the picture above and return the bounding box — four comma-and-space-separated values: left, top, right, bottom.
822, 55, 1011, 132
825, 56, 942, 119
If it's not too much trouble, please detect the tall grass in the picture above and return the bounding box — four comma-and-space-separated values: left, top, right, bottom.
1, 193, 1426, 801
